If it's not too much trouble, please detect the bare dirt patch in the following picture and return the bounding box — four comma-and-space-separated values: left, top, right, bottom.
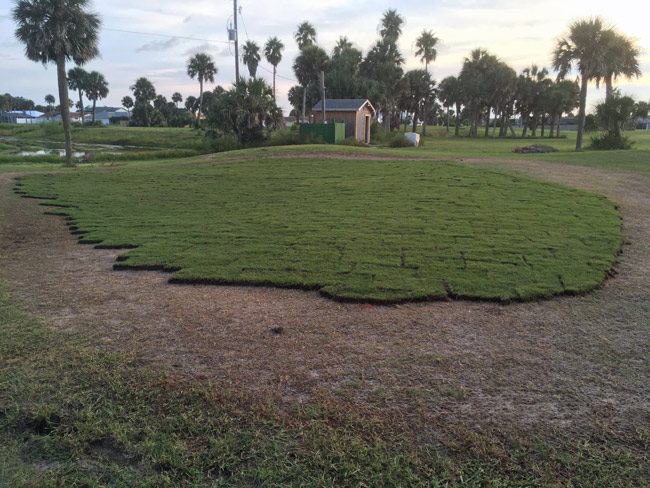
1, 161, 648, 445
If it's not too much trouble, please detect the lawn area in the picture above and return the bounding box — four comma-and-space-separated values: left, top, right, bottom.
0, 123, 209, 150
17, 154, 621, 302
1, 284, 646, 486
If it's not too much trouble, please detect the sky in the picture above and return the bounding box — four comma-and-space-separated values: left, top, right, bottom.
1, 0, 649, 114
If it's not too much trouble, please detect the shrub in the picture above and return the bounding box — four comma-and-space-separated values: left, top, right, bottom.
590, 132, 634, 150
387, 133, 413, 148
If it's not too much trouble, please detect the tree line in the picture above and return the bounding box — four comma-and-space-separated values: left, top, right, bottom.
10, 0, 645, 164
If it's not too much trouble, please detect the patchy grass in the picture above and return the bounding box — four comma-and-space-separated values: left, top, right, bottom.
1, 285, 647, 486
0, 124, 209, 150
18, 155, 621, 302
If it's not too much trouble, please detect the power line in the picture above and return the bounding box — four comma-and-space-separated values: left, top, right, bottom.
103, 27, 230, 45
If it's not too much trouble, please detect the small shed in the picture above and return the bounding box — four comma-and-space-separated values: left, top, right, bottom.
312, 99, 376, 143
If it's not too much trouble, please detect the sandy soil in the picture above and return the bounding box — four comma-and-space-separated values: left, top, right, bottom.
0, 159, 648, 443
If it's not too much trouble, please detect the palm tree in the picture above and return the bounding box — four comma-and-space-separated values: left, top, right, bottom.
187, 52, 217, 124
553, 17, 611, 151
13, 0, 99, 165
293, 45, 329, 122
67, 67, 89, 124
172, 92, 183, 108
85, 71, 109, 123
242, 40, 261, 78
121, 95, 133, 116
414, 30, 439, 136
130, 77, 156, 127
380, 9, 404, 44
333, 36, 353, 57
44, 94, 55, 117
599, 30, 641, 101
439, 76, 462, 135
415, 30, 439, 73
264, 37, 284, 100
295, 21, 316, 50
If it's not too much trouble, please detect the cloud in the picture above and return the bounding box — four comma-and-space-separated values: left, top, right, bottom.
136, 37, 182, 53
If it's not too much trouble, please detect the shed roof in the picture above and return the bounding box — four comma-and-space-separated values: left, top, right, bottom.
312, 99, 375, 114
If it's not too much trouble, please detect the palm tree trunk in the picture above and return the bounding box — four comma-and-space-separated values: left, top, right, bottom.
273, 66, 277, 100
605, 73, 613, 101
446, 107, 450, 133
576, 74, 588, 152
78, 89, 84, 126
485, 107, 492, 137
92, 99, 97, 124
57, 53, 74, 166
198, 79, 204, 126
301, 87, 307, 123
455, 102, 461, 136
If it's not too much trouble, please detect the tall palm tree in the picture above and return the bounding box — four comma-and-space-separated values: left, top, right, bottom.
415, 30, 439, 73
85, 71, 109, 123
439, 76, 462, 135
13, 0, 99, 165
415, 30, 439, 136
295, 21, 316, 50
553, 17, 611, 151
186, 52, 217, 124
130, 77, 156, 127
380, 9, 404, 44
333, 36, 353, 57
293, 45, 329, 122
121, 95, 133, 116
44, 94, 55, 117
171, 92, 183, 108
599, 30, 641, 101
264, 37, 284, 100
67, 67, 89, 124
242, 40, 261, 78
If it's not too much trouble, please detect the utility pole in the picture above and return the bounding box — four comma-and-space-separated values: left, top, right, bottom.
234, 0, 240, 83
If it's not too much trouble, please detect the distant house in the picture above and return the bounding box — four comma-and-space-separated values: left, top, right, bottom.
52, 111, 84, 123
84, 107, 130, 125
312, 99, 376, 143
1, 110, 45, 124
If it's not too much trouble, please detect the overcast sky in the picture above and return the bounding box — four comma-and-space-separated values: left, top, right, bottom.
1, 0, 648, 113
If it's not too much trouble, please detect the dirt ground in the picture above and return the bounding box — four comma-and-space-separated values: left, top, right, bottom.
0, 159, 648, 444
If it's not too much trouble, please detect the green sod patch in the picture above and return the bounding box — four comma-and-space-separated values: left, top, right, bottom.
17, 156, 622, 302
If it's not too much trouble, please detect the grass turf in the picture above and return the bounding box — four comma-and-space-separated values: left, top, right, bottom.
1, 284, 647, 486
17, 155, 622, 302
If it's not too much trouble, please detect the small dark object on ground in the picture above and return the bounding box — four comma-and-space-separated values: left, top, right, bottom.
270, 325, 284, 335
513, 145, 557, 154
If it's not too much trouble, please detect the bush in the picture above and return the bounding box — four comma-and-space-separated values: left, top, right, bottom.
387, 133, 413, 148
590, 132, 634, 150
206, 134, 240, 153
265, 127, 302, 147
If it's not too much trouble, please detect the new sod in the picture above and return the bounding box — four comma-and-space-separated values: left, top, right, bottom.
18, 155, 622, 302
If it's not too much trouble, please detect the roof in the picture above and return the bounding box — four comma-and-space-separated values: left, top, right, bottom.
312, 99, 375, 114
8, 110, 44, 118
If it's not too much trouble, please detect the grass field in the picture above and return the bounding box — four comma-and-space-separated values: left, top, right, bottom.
1, 284, 646, 486
1, 126, 648, 486
17, 155, 622, 302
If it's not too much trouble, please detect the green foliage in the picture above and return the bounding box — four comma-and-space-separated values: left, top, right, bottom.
20, 155, 621, 303
206, 78, 281, 144
590, 132, 634, 150
387, 133, 413, 147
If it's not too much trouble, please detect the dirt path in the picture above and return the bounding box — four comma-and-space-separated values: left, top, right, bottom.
1, 161, 648, 443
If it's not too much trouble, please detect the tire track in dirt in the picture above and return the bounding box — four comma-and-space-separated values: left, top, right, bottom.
1, 161, 648, 441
